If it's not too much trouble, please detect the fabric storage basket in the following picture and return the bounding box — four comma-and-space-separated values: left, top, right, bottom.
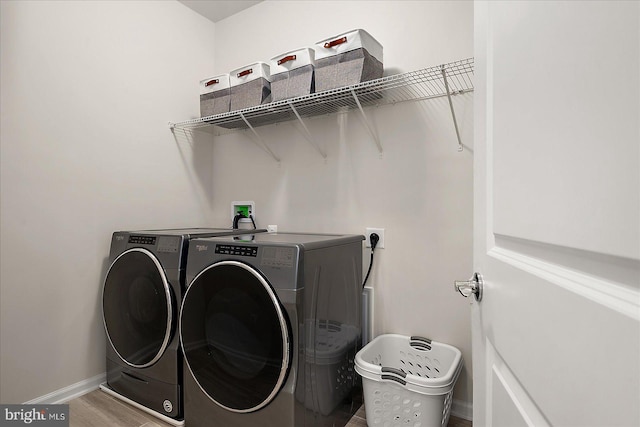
314, 29, 383, 93
199, 74, 231, 117
270, 48, 316, 102
295, 320, 360, 416
355, 334, 463, 427
230, 62, 272, 111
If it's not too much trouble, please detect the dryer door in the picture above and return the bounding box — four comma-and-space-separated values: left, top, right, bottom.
180, 260, 291, 413
102, 248, 173, 368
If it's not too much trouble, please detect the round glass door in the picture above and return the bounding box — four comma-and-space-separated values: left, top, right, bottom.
180, 260, 291, 413
102, 248, 173, 368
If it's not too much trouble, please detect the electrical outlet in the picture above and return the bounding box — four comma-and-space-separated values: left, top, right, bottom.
365, 227, 385, 249
267, 225, 278, 233
231, 201, 255, 223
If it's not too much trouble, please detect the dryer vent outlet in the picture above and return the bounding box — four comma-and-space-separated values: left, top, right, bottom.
231, 201, 255, 223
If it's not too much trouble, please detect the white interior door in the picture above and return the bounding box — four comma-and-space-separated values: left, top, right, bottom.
472, 1, 640, 426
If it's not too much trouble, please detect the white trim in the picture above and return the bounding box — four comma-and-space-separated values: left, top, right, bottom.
24, 372, 106, 404
362, 286, 374, 345
451, 399, 473, 421
486, 341, 550, 427
24, 372, 473, 424
489, 246, 640, 321
99, 383, 185, 426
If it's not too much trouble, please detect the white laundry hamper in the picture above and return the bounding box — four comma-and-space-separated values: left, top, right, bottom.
355, 334, 463, 427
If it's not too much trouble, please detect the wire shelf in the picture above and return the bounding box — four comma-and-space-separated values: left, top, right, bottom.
169, 58, 474, 135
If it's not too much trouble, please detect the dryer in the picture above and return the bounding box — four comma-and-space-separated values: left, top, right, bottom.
179, 232, 364, 427
101, 228, 264, 425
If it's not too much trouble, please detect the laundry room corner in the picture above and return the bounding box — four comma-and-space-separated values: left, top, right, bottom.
0, 0, 218, 404
207, 0, 475, 416
1, 0, 475, 419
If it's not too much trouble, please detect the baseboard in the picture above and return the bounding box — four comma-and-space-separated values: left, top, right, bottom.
451, 398, 473, 421
23, 372, 472, 422
24, 372, 106, 404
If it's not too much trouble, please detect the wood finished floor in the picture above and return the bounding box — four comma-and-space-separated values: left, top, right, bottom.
68, 390, 472, 427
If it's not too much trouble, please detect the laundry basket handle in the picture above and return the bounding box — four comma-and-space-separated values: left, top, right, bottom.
381, 367, 406, 377
410, 336, 432, 351
381, 366, 407, 385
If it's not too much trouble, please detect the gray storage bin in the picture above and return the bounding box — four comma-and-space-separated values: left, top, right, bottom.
230, 62, 271, 111
199, 74, 230, 117
270, 48, 315, 101
314, 29, 383, 93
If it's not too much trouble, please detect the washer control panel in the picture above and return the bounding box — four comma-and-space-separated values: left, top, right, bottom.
215, 244, 258, 257
128, 235, 156, 245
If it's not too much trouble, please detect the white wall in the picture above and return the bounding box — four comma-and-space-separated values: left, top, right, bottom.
210, 0, 474, 410
0, 0, 475, 414
0, 1, 217, 404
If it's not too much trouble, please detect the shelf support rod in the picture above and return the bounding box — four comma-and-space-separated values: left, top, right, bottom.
441, 65, 464, 152
287, 102, 327, 159
350, 89, 383, 155
239, 112, 281, 163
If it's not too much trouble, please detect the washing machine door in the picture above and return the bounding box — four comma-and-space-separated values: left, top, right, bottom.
180, 260, 291, 413
102, 248, 173, 368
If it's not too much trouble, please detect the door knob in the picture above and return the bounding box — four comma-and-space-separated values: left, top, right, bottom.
454, 272, 483, 302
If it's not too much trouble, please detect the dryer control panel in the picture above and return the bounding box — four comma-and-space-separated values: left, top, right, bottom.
128, 235, 156, 245
215, 244, 258, 257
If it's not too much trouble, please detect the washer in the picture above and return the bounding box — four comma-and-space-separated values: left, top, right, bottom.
101, 228, 265, 425
180, 232, 364, 427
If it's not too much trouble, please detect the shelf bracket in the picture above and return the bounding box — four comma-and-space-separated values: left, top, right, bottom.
239, 112, 281, 163
350, 89, 383, 156
287, 102, 327, 159
441, 65, 464, 152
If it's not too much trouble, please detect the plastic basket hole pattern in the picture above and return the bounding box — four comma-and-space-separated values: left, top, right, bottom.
369, 387, 426, 427
372, 354, 383, 366
303, 355, 354, 407
361, 336, 461, 427
335, 358, 356, 392
369, 350, 443, 378
397, 350, 443, 379
440, 390, 454, 427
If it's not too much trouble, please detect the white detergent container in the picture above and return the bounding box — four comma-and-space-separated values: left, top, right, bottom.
314, 29, 383, 93
229, 62, 272, 111
355, 334, 463, 427
199, 74, 231, 117
269, 47, 316, 101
